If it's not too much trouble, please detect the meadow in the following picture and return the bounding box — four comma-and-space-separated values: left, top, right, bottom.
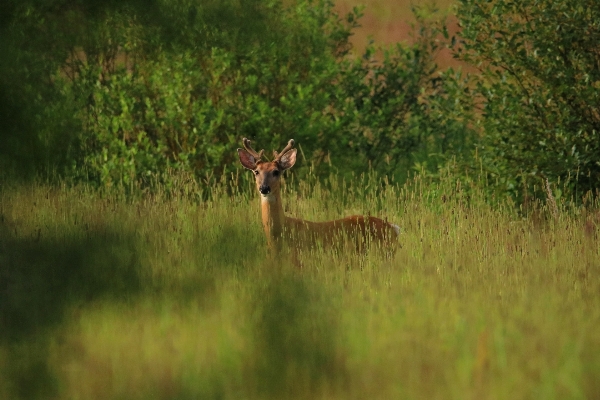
1, 170, 599, 399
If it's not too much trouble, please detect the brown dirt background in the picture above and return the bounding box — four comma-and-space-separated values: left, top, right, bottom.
333, 0, 462, 69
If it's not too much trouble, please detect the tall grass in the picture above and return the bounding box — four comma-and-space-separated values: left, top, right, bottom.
1, 170, 599, 399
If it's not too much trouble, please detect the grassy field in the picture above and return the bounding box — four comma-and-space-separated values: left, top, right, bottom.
1, 170, 599, 399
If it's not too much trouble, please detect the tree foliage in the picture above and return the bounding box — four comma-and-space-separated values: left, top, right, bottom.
0, 0, 469, 187
456, 0, 600, 200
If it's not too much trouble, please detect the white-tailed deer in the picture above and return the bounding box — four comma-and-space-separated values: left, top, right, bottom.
237, 138, 400, 255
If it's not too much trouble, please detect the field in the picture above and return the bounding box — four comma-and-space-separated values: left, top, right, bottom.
1, 171, 599, 399
334, 0, 460, 69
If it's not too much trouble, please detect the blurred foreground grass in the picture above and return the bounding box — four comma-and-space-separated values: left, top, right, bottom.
1, 171, 599, 399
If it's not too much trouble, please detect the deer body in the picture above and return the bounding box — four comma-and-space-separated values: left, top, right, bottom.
238, 138, 400, 254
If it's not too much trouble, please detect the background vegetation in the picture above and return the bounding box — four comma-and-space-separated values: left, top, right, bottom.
2, 0, 598, 201
455, 0, 600, 202
1, 0, 600, 398
0, 0, 470, 188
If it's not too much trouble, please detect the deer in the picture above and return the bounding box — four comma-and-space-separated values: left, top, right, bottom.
237, 138, 400, 257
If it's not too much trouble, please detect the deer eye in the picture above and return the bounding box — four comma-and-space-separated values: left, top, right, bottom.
254, 170, 259, 175
273, 170, 280, 177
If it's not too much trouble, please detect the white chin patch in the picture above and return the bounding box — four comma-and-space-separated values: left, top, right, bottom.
261, 193, 276, 203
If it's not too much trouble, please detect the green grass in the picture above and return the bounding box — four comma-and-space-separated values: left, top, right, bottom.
1, 172, 599, 399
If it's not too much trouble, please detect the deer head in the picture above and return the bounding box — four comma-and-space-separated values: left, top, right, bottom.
237, 138, 297, 197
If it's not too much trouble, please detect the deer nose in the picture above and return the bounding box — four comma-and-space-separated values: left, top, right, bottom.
259, 185, 271, 195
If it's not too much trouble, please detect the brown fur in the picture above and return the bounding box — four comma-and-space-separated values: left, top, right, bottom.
238, 139, 399, 254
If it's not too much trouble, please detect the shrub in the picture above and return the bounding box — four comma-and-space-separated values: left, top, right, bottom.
1, 0, 471, 187
456, 0, 600, 201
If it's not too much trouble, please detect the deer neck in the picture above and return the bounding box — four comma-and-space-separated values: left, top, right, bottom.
260, 190, 286, 247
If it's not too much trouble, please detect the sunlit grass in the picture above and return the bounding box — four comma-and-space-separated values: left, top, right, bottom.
1, 171, 599, 399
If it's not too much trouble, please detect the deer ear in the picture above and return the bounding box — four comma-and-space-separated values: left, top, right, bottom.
237, 149, 257, 170
277, 149, 297, 171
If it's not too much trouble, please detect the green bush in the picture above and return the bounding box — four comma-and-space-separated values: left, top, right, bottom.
456, 0, 600, 201
1, 0, 470, 187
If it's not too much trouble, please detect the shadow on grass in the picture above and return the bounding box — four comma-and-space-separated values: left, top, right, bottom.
251, 275, 347, 398
211, 225, 258, 266
0, 220, 141, 399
